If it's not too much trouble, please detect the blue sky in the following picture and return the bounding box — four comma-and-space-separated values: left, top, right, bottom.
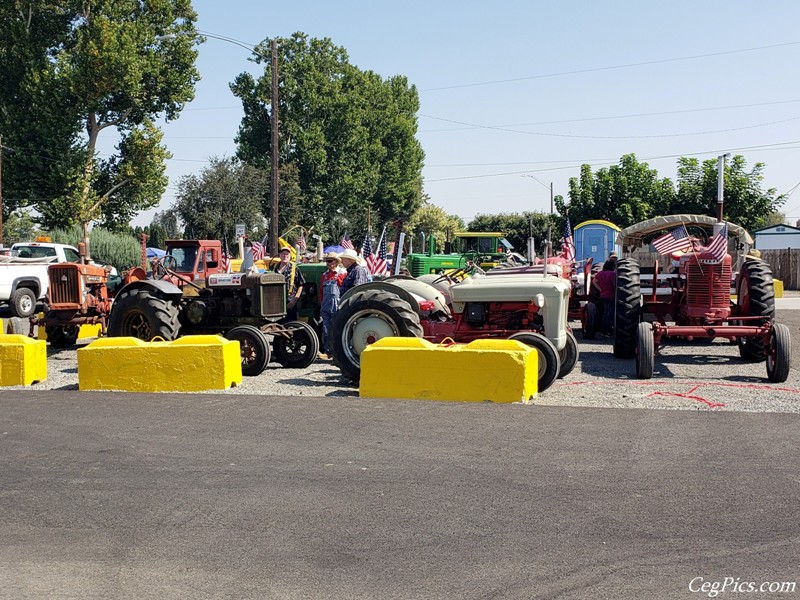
134, 0, 800, 229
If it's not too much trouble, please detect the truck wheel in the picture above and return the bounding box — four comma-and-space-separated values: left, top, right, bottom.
107, 288, 180, 341
45, 325, 79, 349
635, 322, 655, 379
581, 302, 597, 339
9, 287, 37, 318
766, 323, 791, 383
736, 260, 775, 362
225, 325, 270, 376
557, 329, 579, 379
273, 321, 319, 369
613, 259, 641, 359
329, 288, 423, 382
508, 332, 561, 392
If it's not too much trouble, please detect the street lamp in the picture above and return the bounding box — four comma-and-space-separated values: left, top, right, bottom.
156, 31, 280, 255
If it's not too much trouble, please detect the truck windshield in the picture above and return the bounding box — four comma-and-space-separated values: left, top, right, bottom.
168, 247, 198, 272
12, 245, 55, 259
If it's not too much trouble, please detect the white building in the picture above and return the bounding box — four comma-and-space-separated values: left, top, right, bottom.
753, 224, 800, 250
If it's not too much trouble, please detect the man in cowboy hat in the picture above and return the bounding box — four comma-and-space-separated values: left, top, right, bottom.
272, 246, 306, 322
339, 248, 370, 295
318, 251, 346, 358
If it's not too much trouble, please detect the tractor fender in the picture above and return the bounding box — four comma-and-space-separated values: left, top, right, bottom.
113, 279, 183, 303
340, 280, 451, 318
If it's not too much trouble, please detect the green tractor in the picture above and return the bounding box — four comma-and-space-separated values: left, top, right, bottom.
405, 232, 521, 277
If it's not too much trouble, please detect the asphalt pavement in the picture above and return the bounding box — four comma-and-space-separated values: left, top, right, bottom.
2, 391, 799, 600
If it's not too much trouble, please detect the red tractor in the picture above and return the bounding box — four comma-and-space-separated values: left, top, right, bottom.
613, 215, 791, 383
328, 270, 575, 392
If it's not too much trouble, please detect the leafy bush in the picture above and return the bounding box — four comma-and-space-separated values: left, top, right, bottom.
50, 226, 143, 272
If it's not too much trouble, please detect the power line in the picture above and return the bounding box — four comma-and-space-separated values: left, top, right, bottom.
425, 140, 800, 183
421, 41, 800, 92
418, 113, 800, 140
419, 98, 800, 132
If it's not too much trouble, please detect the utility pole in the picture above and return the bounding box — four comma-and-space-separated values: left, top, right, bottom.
269, 39, 280, 256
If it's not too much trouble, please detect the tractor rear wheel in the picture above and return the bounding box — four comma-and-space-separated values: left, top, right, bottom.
273, 321, 319, 369
635, 322, 655, 379
581, 302, 597, 339
557, 329, 579, 379
329, 288, 423, 382
45, 325, 79, 349
107, 288, 180, 341
508, 332, 561, 393
766, 323, 791, 383
613, 259, 641, 359
736, 260, 775, 362
226, 325, 270, 376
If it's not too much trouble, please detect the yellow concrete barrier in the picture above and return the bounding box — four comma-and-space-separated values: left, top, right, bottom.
78, 335, 242, 392
360, 337, 538, 403
0, 334, 47, 386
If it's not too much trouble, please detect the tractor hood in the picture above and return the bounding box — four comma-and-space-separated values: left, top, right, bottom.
450, 273, 570, 305
617, 215, 753, 249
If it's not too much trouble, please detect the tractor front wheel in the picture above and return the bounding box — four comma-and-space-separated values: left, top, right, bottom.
736, 260, 775, 362
614, 259, 641, 359
45, 325, 79, 349
581, 302, 597, 340
507, 332, 561, 393
635, 322, 655, 379
557, 329, 579, 379
329, 289, 423, 382
766, 323, 791, 383
107, 288, 180, 341
273, 321, 319, 369
225, 325, 270, 376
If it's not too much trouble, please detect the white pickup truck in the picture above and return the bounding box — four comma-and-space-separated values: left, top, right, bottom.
0, 241, 81, 317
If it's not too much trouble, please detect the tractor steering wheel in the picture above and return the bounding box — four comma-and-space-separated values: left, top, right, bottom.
153, 255, 178, 280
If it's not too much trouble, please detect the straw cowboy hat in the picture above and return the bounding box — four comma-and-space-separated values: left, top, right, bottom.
339, 248, 365, 265
323, 251, 341, 263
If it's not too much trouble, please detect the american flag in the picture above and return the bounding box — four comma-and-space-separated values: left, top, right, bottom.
251, 239, 266, 261
221, 238, 232, 273
340, 232, 354, 250
705, 222, 728, 262
296, 230, 307, 253
362, 228, 373, 260
652, 225, 692, 255
560, 217, 575, 263
366, 226, 390, 276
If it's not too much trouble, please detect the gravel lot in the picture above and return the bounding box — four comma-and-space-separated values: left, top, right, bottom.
4, 299, 800, 413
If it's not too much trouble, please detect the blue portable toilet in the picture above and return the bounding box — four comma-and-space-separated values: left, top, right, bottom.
574, 220, 621, 267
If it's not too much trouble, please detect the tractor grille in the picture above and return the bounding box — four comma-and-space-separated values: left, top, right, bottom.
686, 262, 731, 309
48, 265, 81, 305
260, 285, 286, 318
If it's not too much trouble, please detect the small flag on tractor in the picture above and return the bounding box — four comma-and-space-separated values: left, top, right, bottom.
340, 232, 354, 250
251, 239, 266, 261
560, 217, 575, 263
705, 222, 728, 262
221, 238, 232, 273
652, 225, 692, 255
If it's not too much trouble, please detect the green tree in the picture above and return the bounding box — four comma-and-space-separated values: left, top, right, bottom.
560, 154, 675, 228
406, 198, 464, 253
3, 210, 42, 245
674, 155, 783, 232
231, 32, 424, 235
171, 156, 269, 242
466, 212, 555, 255
0, 1, 200, 235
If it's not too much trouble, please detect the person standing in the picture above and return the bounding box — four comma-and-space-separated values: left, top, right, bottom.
272, 247, 306, 322
319, 252, 345, 358
339, 248, 370, 295
592, 259, 616, 336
